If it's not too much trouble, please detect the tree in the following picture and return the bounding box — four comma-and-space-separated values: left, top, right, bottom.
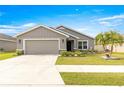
95, 32, 108, 51
95, 31, 124, 54
105, 31, 124, 54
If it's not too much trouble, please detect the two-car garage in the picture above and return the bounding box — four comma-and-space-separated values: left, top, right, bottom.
24, 39, 60, 54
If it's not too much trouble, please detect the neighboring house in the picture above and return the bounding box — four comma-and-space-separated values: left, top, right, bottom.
15, 25, 94, 54
0, 33, 16, 52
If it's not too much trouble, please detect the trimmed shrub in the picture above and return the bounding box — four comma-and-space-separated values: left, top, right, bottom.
60, 51, 67, 56
60, 51, 68, 56
75, 50, 86, 57
80, 50, 96, 54
61, 50, 85, 57
80, 50, 88, 54
68, 52, 75, 56
16, 49, 24, 55
0, 48, 4, 52
60, 51, 75, 57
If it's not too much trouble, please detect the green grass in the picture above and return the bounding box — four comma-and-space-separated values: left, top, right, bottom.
0, 52, 17, 60
60, 72, 124, 85
56, 53, 124, 65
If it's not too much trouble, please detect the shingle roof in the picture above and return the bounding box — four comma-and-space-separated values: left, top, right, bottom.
15, 25, 69, 37
0, 33, 16, 41
56, 25, 94, 39
49, 27, 79, 39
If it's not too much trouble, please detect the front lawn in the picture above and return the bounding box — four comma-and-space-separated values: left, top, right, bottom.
56, 53, 124, 65
0, 52, 17, 60
60, 72, 124, 85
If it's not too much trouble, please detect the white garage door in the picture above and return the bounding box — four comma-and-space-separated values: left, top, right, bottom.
25, 40, 59, 54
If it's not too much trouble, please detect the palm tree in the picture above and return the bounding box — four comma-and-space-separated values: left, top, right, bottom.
105, 31, 124, 54
95, 32, 108, 51
95, 31, 124, 54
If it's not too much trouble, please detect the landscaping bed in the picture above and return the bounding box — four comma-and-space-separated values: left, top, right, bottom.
56, 53, 124, 65
60, 72, 124, 85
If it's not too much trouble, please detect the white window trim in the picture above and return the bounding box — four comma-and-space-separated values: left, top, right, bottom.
77, 40, 89, 50
23, 38, 61, 54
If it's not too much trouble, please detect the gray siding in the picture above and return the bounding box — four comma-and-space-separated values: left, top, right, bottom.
58, 28, 94, 49
17, 26, 67, 50
0, 40, 16, 51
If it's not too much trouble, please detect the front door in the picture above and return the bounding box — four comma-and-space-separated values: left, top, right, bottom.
67, 41, 72, 51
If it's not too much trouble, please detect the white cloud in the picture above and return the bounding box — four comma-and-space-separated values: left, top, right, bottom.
99, 21, 123, 27
0, 23, 37, 35
95, 14, 124, 27
98, 14, 124, 21
74, 27, 95, 37
0, 29, 19, 34
99, 21, 111, 26
0, 25, 20, 29
21, 23, 36, 27
0, 23, 36, 29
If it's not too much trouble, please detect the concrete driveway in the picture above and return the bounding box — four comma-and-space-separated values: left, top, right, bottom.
0, 55, 64, 85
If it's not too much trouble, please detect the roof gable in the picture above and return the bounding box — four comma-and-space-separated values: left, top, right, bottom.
56, 25, 94, 39
15, 25, 69, 37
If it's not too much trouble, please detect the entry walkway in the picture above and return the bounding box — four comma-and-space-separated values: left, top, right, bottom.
56, 65, 124, 72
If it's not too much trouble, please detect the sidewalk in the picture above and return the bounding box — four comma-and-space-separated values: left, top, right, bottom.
56, 65, 124, 72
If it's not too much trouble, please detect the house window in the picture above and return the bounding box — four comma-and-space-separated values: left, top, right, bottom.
78, 40, 88, 50
18, 39, 21, 44
83, 41, 88, 49
62, 39, 64, 43
78, 41, 82, 49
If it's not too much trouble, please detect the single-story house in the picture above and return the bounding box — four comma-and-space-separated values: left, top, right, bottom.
0, 33, 16, 52
15, 25, 94, 54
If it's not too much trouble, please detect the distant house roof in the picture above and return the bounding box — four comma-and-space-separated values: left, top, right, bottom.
56, 25, 94, 39
0, 33, 16, 42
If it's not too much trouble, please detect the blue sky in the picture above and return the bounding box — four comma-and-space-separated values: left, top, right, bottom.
0, 5, 124, 37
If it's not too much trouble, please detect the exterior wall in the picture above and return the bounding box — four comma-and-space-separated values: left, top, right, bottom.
17, 26, 67, 50
94, 45, 104, 52
95, 44, 124, 52
112, 44, 124, 52
59, 28, 94, 50
0, 40, 16, 51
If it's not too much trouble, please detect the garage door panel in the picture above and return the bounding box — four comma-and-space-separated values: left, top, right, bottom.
25, 40, 59, 54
